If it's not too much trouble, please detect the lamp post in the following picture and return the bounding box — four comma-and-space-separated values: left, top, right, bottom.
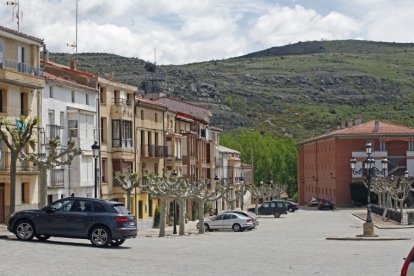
171, 169, 178, 234
350, 141, 388, 236
91, 141, 100, 199
214, 175, 220, 215
239, 175, 245, 210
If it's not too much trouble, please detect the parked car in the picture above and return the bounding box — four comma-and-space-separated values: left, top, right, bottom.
7, 197, 137, 247
223, 210, 259, 227
318, 198, 335, 210
285, 201, 299, 212
248, 200, 288, 218
308, 197, 320, 207
401, 244, 414, 276
197, 212, 254, 232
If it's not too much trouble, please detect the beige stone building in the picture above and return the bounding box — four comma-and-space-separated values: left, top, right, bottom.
0, 26, 45, 222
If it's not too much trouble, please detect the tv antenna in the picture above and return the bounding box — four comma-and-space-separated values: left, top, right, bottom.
6, 0, 22, 31
66, 0, 78, 59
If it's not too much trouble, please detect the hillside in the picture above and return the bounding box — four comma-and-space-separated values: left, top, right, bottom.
50, 40, 414, 141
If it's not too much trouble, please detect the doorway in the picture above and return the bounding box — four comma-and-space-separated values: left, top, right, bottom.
0, 183, 4, 224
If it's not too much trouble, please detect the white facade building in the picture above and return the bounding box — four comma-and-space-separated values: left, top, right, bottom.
41, 72, 98, 203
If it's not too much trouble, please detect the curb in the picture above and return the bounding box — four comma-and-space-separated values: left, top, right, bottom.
326, 237, 411, 241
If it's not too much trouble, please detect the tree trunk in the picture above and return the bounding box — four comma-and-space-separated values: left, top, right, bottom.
126, 190, 131, 212
378, 193, 383, 208
38, 166, 48, 208
255, 200, 259, 215
9, 152, 17, 216
400, 200, 404, 223
158, 197, 167, 237
179, 198, 186, 236
198, 199, 205, 234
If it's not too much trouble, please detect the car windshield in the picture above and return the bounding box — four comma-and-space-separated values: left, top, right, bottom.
113, 204, 130, 214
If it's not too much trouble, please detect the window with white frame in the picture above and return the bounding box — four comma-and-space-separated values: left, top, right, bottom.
68, 120, 78, 138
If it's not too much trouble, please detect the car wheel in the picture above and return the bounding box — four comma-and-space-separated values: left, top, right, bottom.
15, 220, 35, 241
274, 212, 281, 218
35, 234, 50, 241
110, 239, 125, 247
204, 223, 210, 232
90, 226, 111, 247
232, 224, 242, 232
288, 208, 293, 212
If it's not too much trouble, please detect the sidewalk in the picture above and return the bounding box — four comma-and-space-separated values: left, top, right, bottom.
352, 212, 414, 229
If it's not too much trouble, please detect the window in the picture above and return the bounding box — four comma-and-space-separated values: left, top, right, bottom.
112, 120, 132, 148
21, 182, 29, 203
49, 86, 54, 98
141, 110, 144, 120
86, 94, 89, 105
71, 90, 75, 103
68, 120, 78, 137
0, 90, 3, 113
101, 159, 107, 183
20, 92, 28, 116
155, 113, 158, 122
93, 202, 106, 212
17, 46, 25, 72
99, 86, 106, 104
0, 40, 3, 64
50, 199, 75, 212
101, 117, 107, 143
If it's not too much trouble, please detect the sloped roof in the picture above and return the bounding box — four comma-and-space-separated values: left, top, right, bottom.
0, 25, 43, 45
300, 120, 414, 144
153, 97, 211, 124
43, 71, 97, 93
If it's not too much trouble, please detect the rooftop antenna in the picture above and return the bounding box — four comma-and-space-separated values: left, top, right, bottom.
154, 47, 156, 66
6, 0, 22, 31
66, 0, 78, 59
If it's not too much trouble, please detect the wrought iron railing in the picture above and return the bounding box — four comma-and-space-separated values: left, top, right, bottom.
0, 58, 42, 76
50, 168, 64, 187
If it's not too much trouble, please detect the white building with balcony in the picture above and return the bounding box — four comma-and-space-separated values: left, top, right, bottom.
41, 71, 98, 203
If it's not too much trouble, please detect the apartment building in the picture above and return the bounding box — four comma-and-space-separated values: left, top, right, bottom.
41, 71, 98, 203
297, 120, 414, 206
0, 26, 45, 222
97, 77, 138, 204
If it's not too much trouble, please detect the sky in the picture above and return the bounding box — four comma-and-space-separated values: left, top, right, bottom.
0, 0, 413, 65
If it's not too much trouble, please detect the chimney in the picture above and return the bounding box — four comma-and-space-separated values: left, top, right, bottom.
354, 118, 362, 126
340, 121, 345, 129
374, 120, 380, 132
43, 44, 49, 63
347, 120, 353, 127
70, 58, 77, 70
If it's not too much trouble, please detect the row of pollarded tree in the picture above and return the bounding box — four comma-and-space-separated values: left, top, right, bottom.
370, 175, 414, 224
114, 169, 287, 237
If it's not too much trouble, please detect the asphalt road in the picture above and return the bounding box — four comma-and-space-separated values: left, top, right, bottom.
0, 208, 412, 276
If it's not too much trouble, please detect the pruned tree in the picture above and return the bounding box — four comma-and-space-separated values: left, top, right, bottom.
21, 137, 82, 208
144, 174, 180, 237
170, 176, 193, 236
245, 183, 271, 214
190, 179, 226, 234
113, 166, 140, 212
222, 186, 247, 210
388, 176, 414, 224
0, 116, 38, 215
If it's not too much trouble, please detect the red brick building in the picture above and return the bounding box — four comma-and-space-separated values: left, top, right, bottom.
297, 120, 414, 206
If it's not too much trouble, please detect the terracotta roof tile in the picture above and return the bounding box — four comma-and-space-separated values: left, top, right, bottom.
42, 71, 97, 92
301, 120, 414, 144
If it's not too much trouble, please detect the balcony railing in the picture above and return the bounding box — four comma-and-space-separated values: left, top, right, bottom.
0, 151, 36, 172
0, 58, 42, 76
112, 98, 131, 106
141, 145, 168, 158
46, 124, 61, 142
50, 168, 64, 187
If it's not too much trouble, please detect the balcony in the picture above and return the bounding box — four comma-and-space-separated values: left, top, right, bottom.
50, 168, 64, 187
141, 145, 167, 158
0, 151, 37, 173
110, 98, 133, 120
0, 58, 45, 89
46, 124, 61, 143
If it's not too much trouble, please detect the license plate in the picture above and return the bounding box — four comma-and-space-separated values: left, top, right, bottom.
129, 222, 135, 226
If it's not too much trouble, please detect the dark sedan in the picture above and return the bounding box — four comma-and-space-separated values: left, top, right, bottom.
8, 197, 137, 247
318, 199, 335, 210
286, 201, 299, 212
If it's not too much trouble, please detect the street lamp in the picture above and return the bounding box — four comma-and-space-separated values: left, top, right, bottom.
91, 141, 100, 199
214, 175, 220, 215
350, 141, 388, 236
171, 169, 178, 234
239, 174, 245, 210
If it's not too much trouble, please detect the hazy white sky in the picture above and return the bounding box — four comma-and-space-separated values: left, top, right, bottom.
0, 0, 413, 65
